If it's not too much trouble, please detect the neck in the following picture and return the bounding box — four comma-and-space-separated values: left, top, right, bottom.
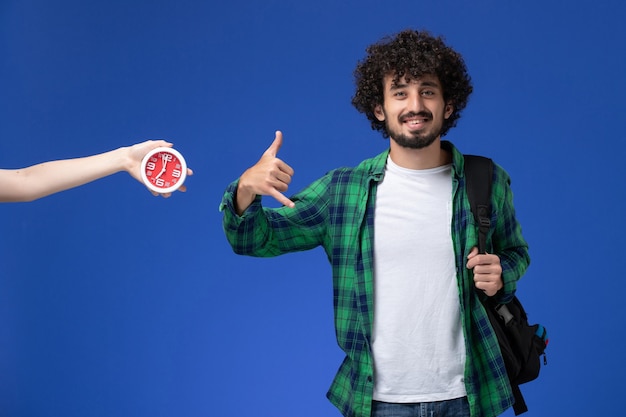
388, 138, 451, 169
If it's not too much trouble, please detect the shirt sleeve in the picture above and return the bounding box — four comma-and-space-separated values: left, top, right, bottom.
219, 175, 331, 257
490, 163, 531, 303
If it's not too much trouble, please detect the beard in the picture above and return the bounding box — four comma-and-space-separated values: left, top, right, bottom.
385, 111, 442, 150
389, 129, 439, 149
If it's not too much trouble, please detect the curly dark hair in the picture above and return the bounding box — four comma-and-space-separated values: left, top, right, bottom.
352, 29, 473, 138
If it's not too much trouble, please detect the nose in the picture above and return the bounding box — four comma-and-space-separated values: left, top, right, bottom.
407, 91, 425, 113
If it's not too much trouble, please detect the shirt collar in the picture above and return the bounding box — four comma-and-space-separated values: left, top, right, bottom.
442, 140, 465, 181
367, 140, 464, 181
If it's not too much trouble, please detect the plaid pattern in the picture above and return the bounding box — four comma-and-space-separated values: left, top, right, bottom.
220, 141, 530, 417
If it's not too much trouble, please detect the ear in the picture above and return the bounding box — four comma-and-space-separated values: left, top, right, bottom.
444, 102, 454, 119
374, 105, 385, 121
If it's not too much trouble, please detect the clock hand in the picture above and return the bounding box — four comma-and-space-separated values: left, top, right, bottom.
154, 154, 168, 180
160, 154, 169, 174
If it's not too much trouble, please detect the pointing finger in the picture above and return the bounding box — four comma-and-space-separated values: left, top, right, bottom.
268, 188, 295, 208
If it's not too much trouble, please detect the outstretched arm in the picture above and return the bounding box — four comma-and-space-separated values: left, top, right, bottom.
0, 140, 193, 202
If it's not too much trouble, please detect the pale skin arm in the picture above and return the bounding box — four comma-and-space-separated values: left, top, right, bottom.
235, 130, 295, 215
0, 140, 193, 203
466, 246, 503, 296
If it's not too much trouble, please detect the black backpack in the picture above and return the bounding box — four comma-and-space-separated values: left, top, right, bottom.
464, 155, 549, 416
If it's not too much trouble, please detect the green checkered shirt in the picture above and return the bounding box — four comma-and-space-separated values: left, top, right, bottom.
220, 141, 530, 417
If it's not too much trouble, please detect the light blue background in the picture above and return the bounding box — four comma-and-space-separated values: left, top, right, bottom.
1, 1, 624, 416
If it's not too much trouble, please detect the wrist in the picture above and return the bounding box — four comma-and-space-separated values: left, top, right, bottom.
112, 146, 131, 173
235, 181, 256, 215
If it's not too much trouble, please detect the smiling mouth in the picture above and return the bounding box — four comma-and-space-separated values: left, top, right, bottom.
402, 117, 431, 130
406, 118, 428, 125
400, 112, 431, 126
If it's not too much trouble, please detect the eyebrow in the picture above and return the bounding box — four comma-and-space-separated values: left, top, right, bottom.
389, 82, 407, 90
389, 79, 441, 90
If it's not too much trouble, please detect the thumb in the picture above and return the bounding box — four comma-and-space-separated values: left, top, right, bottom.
467, 246, 479, 259
264, 130, 283, 157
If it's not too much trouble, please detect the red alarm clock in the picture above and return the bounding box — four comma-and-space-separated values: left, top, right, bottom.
140, 147, 188, 194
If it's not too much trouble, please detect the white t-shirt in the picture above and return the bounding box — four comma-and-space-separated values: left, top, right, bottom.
372, 156, 466, 403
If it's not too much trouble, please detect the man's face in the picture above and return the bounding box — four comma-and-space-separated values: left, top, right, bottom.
374, 73, 453, 149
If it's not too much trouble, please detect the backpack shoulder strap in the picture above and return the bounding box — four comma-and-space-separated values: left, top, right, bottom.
464, 154, 530, 415
463, 155, 493, 255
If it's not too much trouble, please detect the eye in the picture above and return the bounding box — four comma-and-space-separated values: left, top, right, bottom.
421, 90, 435, 97
393, 91, 407, 97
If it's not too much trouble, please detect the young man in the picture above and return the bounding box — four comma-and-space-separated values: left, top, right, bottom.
220, 29, 529, 417
0, 140, 192, 202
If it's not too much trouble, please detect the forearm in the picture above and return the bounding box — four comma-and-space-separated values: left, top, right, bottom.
498, 246, 530, 300
493, 181, 530, 301
0, 147, 132, 202
220, 177, 328, 257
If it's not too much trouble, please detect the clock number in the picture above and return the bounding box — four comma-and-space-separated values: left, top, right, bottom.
146, 161, 156, 171
155, 178, 165, 187
162, 153, 173, 162
172, 169, 181, 178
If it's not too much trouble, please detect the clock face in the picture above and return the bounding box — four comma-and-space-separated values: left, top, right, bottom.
140, 147, 187, 194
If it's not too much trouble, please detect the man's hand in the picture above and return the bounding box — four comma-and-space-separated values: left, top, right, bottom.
466, 246, 503, 296
235, 131, 295, 215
